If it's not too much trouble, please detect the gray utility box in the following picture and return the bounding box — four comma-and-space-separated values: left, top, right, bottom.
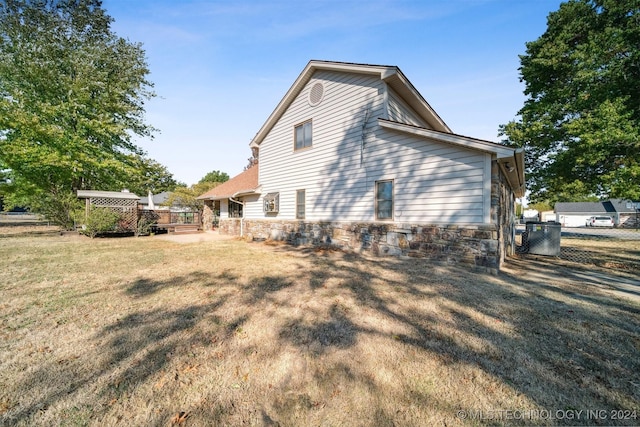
524, 222, 561, 256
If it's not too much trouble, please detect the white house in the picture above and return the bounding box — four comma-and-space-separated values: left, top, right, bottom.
199, 60, 525, 272
554, 199, 639, 228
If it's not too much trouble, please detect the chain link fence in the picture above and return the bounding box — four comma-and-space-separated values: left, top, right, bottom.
0, 212, 47, 223
515, 221, 640, 272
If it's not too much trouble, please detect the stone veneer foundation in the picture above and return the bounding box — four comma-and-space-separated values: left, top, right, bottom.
218, 219, 502, 273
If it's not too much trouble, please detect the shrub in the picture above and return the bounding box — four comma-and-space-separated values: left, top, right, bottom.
135, 215, 155, 237
81, 207, 121, 238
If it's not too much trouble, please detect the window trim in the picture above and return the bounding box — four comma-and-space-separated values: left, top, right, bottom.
375, 180, 394, 221
296, 189, 306, 219
294, 120, 312, 151
263, 192, 280, 213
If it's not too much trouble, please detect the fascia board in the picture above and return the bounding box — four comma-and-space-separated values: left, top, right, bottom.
197, 187, 261, 201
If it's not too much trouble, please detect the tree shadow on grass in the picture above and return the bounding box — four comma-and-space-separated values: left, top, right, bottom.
126, 271, 213, 297
5, 245, 640, 426
279, 304, 357, 352
262, 245, 640, 423
3, 269, 248, 425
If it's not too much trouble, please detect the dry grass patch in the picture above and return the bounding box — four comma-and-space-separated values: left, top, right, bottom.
560, 236, 640, 271
0, 229, 639, 426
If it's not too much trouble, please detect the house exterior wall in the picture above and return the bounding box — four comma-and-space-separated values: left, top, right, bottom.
213, 68, 518, 271
387, 86, 430, 127
256, 70, 386, 221
217, 159, 514, 273
250, 69, 492, 225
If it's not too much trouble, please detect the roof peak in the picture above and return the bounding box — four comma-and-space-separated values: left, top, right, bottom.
249, 59, 450, 148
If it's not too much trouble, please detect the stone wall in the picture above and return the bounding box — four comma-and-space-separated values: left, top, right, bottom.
491, 161, 518, 265
202, 202, 214, 230
219, 219, 501, 273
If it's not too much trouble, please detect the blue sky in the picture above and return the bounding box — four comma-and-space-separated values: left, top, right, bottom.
104, 0, 563, 186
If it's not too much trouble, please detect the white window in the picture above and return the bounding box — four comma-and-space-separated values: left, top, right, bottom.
294, 120, 312, 150
263, 192, 279, 213
296, 189, 305, 219
375, 180, 393, 220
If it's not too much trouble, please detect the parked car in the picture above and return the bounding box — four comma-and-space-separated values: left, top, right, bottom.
586, 216, 614, 227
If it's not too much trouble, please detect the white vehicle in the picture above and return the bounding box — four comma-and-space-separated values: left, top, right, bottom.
586, 216, 614, 227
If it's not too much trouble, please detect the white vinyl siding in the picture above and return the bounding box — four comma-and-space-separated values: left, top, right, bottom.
255, 70, 385, 221
387, 87, 430, 128
240, 194, 262, 218
247, 69, 491, 225
364, 128, 491, 224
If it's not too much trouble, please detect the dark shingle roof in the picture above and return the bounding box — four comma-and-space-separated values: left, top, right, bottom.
555, 199, 639, 214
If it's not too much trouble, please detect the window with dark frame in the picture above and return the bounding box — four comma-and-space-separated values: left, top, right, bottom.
296, 189, 305, 219
375, 180, 393, 220
294, 120, 312, 150
229, 200, 243, 218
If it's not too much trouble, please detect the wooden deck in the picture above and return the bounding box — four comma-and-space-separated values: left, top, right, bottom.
153, 223, 202, 234
143, 210, 203, 234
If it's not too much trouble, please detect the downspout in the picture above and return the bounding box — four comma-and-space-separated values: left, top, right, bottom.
228, 195, 244, 237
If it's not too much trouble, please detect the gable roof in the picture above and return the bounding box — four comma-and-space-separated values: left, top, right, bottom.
608, 199, 640, 213
249, 60, 451, 149
555, 201, 610, 214
555, 199, 640, 214
197, 165, 259, 200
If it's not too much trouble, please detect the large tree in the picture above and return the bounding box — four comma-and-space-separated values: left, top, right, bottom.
164, 171, 229, 213
500, 0, 640, 203
0, 0, 169, 222
127, 156, 179, 196
198, 170, 229, 185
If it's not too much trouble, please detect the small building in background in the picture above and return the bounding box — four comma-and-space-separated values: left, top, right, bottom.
554, 199, 639, 228
76, 190, 140, 231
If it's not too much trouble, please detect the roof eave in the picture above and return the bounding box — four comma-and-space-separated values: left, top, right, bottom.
379, 119, 514, 156
497, 149, 526, 198
197, 187, 261, 201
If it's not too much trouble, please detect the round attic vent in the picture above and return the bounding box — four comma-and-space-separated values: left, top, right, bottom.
308, 82, 324, 106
